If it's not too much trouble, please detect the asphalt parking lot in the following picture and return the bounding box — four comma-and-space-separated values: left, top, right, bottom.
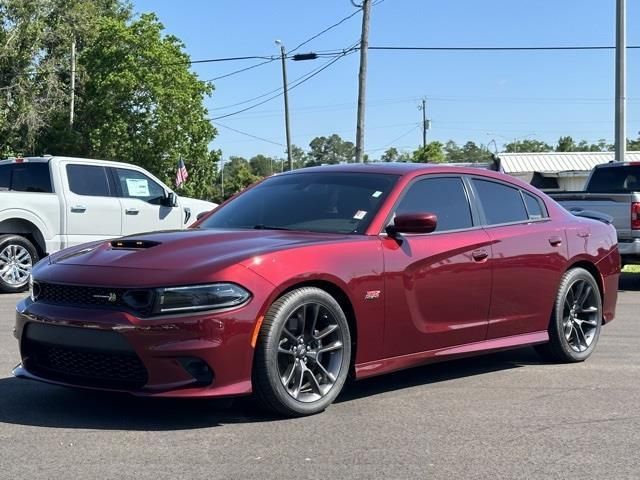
0, 275, 638, 480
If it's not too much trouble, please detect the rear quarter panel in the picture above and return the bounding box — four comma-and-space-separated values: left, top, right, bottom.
564, 217, 620, 323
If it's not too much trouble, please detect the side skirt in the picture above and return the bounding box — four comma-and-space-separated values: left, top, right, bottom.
354, 331, 548, 380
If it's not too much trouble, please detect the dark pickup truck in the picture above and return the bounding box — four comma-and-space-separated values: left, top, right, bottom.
549, 162, 640, 266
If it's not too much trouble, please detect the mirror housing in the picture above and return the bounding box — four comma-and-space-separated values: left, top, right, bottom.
163, 192, 178, 208
197, 211, 212, 222
386, 213, 437, 236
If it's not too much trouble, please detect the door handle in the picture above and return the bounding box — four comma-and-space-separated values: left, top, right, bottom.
548, 236, 563, 246
471, 249, 489, 262
125, 208, 139, 215
70, 205, 86, 213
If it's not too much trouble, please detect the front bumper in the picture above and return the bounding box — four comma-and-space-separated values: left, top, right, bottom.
13, 296, 265, 398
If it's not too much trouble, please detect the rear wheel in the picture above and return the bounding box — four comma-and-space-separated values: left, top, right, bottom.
0, 235, 38, 293
253, 287, 351, 417
536, 268, 602, 363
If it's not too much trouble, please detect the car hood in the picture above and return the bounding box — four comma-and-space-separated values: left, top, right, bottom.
49, 229, 353, 272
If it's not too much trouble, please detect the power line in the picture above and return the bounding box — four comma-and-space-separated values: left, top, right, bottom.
211, 44, 358, 120
210, 46, 358, 111
368, 45, 640, 52
289, 8, 362, 54
204, 58, 277, 82
213, 121, 284, 146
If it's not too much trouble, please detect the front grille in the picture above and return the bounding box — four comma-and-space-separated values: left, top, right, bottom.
34, 282, 154, 316
23, 324, 148, 389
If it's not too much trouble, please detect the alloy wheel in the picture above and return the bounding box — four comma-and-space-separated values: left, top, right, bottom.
562, 278, 600, 353
277, 302, 345, 403
0, 244, 32, 286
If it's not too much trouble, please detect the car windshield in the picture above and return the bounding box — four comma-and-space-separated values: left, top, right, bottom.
200, 171, 399, 234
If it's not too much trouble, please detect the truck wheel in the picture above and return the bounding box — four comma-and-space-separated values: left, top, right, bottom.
0, 235, 39, 293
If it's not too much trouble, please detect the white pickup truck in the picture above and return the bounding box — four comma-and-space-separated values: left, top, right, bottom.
0, 156, 216, 292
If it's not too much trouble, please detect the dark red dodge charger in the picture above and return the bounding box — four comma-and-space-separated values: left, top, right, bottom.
14, 163, 620, 416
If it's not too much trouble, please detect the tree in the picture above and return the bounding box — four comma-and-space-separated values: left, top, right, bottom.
461, 141, 492, 162
0, 0, 127, 155
222, 156, 260, 198
249, 154, 275, 177
628, 132, 640, 151
556, 136, 576, 152
444, 141, 464, 162
412, 142, 445, 163
381, 147, 399, 162
307, 134, 355, 166
504, 139, 552, 153
71, 13, 216, 199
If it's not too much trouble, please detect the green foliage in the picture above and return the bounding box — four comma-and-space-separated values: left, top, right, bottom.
222, 156, 260, 198
381, 147, 399, 162
444, 140, 492, 163
504, 139, 552, 153
1, 2, 217, 200
307, 134, 355, 166
412, 142, 445, 163
628, 132, 640, 151
0, 0, 126, 155
74, 13, 216, 199
249, 154, 277, 177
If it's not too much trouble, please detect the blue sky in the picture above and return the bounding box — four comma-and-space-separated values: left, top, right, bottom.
131, 0, 639, 159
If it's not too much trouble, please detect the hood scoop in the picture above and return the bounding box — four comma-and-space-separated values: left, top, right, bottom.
110, 239, 161, 250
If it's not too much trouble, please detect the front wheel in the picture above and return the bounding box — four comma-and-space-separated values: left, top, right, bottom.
0, 235, 38, 293
536, 267, 602, 363
253, 287, 351, 417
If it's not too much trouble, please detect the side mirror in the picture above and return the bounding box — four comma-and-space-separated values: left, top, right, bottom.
196, 211, 210, 221
164, 192, 178, 208
386, 213, 437, 236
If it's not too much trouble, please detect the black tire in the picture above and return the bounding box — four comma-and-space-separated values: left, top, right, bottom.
252, 287, 352, 417
0, 234, 39, 293
536, 267, 602, 363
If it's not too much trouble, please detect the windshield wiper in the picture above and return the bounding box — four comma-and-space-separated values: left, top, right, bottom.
252, 224, 292, 231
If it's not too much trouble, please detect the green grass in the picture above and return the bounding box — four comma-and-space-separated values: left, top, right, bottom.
623, 265, 640, 273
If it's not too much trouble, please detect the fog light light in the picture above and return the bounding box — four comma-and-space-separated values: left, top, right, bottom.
178, 357, 214, 386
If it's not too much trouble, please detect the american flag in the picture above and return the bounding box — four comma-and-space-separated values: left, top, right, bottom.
175, 158, 188, 188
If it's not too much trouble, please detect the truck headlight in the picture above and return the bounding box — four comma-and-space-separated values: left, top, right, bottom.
154, 283, 251, 314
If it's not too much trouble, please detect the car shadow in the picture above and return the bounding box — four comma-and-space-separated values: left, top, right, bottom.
619, 271, 640, 291
337, 346, 540, 403
0, 347, 542, 430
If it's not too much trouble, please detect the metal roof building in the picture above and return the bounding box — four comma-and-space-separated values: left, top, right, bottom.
496, 151, 640, 191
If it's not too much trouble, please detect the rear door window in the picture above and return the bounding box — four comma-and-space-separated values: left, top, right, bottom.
395, 177, 473, 232
473, 179, 528, 225
66, 164, 112, 197
522, 192, 546, 220
3, 163, 53, 193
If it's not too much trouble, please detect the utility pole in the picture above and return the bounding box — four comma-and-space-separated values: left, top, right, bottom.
70, 38, 76, 127
418, 98, 429, 149
276, 41, 293, 170
354, 0, 371, 163
615, 0, 626, 162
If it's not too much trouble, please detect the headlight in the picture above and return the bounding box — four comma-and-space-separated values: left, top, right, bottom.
29, 274, 34, 301
154, 283, 251, 314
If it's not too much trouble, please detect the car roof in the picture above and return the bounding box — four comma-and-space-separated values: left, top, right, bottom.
280, 161, 508, 180
0, 155, 142, 170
